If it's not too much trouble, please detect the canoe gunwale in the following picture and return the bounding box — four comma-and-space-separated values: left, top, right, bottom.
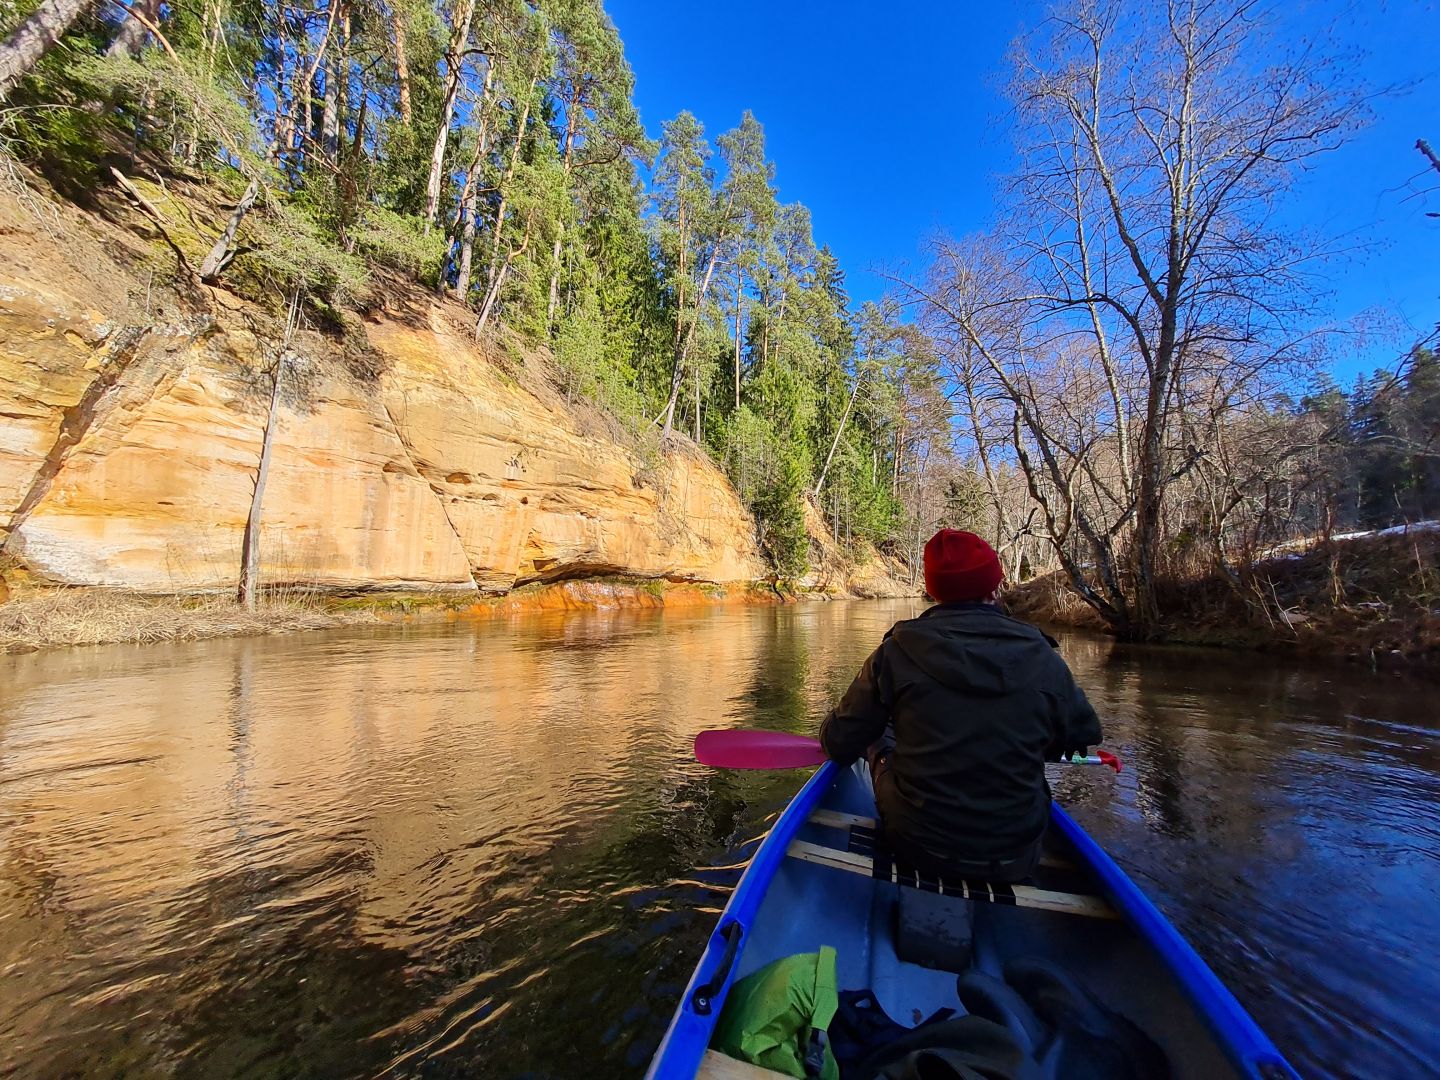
1048, 805, 1299, 1080
644, 761, 839, 1080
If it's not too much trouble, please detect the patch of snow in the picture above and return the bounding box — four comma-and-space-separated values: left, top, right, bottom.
1258, 520, 1439, 562
1329, 520, 1439, 542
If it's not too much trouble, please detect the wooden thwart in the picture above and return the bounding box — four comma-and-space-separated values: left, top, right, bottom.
809, 808, 876, 830
786, 840, 1117, 920
806, 810, 1076, 871
697, 1049, 793, 1079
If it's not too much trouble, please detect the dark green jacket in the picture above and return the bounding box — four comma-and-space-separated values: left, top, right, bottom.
820, 603, 1102, 862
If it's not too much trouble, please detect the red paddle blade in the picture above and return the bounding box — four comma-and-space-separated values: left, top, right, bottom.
694, 729, 828, 770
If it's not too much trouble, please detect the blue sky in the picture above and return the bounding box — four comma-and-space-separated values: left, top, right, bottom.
605, 0, 1440, 383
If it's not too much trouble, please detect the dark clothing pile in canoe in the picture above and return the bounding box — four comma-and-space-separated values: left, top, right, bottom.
828, 962, 1169, 1080
820, 603, 1102, 873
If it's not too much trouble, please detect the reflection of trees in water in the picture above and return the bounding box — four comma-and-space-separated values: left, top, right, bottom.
1126, 657, 1194, 842
1059, 632, 1314, 847
12, 604, 1433, 1077
225, 645, 255, 850
1133, 729, 1193, 842
736, 607, 814, 732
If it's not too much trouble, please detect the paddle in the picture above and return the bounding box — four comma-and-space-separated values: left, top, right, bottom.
694, 729, 828, 769
695, 729, 1123, 773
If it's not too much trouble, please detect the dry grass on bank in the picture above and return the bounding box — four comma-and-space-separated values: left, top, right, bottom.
0, 589, 386, 652
1004, 571, 1109, 630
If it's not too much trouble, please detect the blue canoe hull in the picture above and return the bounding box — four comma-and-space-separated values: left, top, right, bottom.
647, 761, 1298, 1080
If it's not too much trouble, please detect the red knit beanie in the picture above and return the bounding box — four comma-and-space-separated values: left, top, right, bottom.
923, 529, 1003, 603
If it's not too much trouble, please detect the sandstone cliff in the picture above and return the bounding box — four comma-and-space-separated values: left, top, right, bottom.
0, 187, 768, 596
799, 501, 915, 599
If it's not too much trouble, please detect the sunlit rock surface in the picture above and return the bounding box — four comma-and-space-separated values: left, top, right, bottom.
0, 190, 913, 601
0, 195, 767, 594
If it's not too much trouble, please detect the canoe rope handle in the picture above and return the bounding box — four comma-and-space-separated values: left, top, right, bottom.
691, 921, 743, 1016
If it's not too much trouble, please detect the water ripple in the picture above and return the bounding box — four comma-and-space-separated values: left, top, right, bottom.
0, 604, 1435, 1078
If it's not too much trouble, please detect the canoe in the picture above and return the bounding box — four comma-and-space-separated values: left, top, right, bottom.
647, 761, 1299, 1080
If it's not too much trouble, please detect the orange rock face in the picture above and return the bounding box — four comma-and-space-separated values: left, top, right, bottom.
0, 199, 767, 595
458, 579, 779, 617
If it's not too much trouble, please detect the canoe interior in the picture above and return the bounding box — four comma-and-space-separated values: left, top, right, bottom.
734, 763, 1243, 1080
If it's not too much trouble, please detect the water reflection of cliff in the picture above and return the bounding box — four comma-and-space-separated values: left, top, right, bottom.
1, 602, 1435, 1079
0, 601, 924, 1075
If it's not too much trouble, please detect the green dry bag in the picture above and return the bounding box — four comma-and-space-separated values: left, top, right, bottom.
711, 946, 841, 1080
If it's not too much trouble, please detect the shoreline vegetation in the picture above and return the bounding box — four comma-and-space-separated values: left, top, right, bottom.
1008, 526, 1440, 676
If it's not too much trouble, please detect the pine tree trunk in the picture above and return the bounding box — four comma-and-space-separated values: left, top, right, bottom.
475, 211, 533, 334
289, 51, 307, 167
892, 422, 902, 496
105, 0, 159, 57
660, 248, 722, 440
391, 7, 412, 124
199, 177, 261, 282
423, 0, 477, 228
813, 369, 863, 498
0, 0, 95, 99
545, 89, 581, 328
659, 345, 686, 442
297, 0, 340, 169
453, 65, 494, 301
771, 292, 788, 370
446, 63, 493, 237
453, 170, 483, 302
321, 34, 340, 162
733, 268, 743, 410
269, 14, 293, 163
338, 8, 351, 137
474, 262, 508, 333
482, 76, 536, 303
545, 228, 566, 327
673, 205, 687, 354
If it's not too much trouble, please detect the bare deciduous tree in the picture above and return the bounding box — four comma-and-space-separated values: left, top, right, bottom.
902, 0, 1366, 635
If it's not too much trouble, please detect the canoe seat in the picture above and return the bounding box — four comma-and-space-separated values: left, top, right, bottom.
807, 809, 1076, 871
786, 837, 1117, 920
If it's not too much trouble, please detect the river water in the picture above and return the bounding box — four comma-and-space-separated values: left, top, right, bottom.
0, 600, 1435, 1079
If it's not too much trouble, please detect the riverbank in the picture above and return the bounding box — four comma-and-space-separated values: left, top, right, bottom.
0, 589, 396, 652
0, 184, 769, 598
0, 574, 901, 653
1007, 527, 1440, 674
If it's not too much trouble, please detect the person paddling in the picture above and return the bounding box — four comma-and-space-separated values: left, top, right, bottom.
820, 528, 1102, 884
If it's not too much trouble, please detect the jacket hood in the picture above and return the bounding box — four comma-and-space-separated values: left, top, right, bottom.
889, 604, 1054, 696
